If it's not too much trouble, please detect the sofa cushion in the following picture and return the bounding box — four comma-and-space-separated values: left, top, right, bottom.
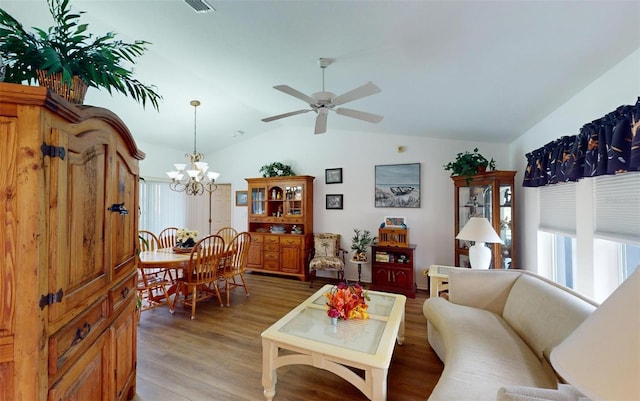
496, 384, 592, 401
424, 297, 558, 401
502, 274, 596, 361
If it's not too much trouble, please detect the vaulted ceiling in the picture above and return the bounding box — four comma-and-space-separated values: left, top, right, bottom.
3, 1, 639, 154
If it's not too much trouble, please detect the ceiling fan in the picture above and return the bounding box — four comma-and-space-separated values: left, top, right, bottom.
262, 58, 384, 135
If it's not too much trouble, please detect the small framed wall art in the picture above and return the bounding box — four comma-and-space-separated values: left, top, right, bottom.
325, 168, 343, 184
235, 190, 248, 206
326, 194, 343, 210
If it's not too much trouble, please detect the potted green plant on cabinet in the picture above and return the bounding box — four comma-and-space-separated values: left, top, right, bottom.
0, 0, 161, 109
443, 148, 495, 185
350, 228, 375, 262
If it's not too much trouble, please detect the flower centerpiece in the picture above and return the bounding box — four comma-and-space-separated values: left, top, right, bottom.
175, 228, 198, 250
324, 283, 370, 323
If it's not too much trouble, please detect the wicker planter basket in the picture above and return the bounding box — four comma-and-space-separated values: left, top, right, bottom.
36, 70, 88, 104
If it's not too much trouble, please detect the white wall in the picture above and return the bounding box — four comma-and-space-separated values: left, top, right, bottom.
138, 127, 508, 289
508, 49, 640, 298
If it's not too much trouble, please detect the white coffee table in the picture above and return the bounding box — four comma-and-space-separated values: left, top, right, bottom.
261, 284, 406, 401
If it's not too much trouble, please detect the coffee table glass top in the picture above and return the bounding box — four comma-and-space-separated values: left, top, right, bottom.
277, 289, 400, 354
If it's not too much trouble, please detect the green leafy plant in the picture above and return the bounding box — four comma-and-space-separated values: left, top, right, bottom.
351, 228, 375, 261
259, 162, 295, 177
443, 148, 495, 185
0, 0, 162, 110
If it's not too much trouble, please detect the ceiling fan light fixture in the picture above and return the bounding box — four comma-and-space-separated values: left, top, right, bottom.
184, 0, 215, 13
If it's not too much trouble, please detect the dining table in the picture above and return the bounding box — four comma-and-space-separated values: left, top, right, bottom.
138, 247, 192, 296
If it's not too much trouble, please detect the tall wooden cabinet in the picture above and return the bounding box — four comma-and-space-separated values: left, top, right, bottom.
453, 171, 516, 269
0, 83, 142, 401
245, 175, 314, 281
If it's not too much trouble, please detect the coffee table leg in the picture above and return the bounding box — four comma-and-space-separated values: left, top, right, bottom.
397, 309, 405, 345
370, 367, 388, 401
262, 339, 278, 401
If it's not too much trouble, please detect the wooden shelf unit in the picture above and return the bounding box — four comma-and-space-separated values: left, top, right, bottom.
245, 175, 314, 281
0, 83, 141, 401
370, 244, 417, 298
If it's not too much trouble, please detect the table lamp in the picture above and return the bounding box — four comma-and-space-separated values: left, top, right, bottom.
455, 217, 502, 269
551, 269, 639, 400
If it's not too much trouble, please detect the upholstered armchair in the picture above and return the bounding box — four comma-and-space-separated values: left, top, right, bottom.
308, 233, 346, 288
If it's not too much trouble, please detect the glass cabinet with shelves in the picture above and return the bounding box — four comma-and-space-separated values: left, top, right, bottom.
245, 175, 315, 281
453, 171, 516, 269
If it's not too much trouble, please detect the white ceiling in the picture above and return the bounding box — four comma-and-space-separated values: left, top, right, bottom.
3, 1, 639, 154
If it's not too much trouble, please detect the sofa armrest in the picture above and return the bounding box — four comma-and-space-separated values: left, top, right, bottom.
497, 384, 591, 401
448, 269, 522, 315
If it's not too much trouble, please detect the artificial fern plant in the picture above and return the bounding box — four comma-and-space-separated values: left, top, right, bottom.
0, 0, 162, 110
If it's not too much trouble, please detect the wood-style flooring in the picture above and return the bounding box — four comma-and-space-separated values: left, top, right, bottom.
133, 273, 443, 401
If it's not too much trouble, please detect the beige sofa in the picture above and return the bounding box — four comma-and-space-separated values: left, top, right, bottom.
422, 267, 598, 401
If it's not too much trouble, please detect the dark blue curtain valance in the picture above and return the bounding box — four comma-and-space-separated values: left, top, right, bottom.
523, 97, 640, 187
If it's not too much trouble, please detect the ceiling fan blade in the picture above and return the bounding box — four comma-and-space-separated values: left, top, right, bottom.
261, 109, 311, 122
335, 107, 384, 123
332, 81, 381, 106
314, 109, 328, 134
273, 85, 317, 105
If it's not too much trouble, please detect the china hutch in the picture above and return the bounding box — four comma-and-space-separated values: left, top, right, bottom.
0, 83, 141, 400
370, 244, 417, 298
245, 175, 314, 280
453, 170, 516, 269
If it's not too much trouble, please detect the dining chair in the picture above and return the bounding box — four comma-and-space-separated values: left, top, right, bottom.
137, 230, 174, 313
219, 232, 251, 306
308, 233, 347, 288
158, 226, 179, 248
174, 234, 226, 319
216, 226, 238, 245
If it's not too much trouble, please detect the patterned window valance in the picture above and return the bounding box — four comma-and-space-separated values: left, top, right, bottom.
523, 97, 640, 187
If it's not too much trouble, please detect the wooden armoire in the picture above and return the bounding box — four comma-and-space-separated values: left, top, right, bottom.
0, 83, 143, 400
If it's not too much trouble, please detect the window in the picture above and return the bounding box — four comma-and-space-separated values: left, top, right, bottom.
139, 179, 186, 235
538, 231, 576, 289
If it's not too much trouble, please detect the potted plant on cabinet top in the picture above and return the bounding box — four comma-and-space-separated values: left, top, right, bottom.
0, 0, 162, 109
443, 148, 496, 185
350, 229, 375, 262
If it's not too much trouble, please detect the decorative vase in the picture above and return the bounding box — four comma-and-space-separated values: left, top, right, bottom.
330, 317, 338, 326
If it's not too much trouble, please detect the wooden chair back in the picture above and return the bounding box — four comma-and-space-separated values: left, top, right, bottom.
138, 230, 160, 251
186, 234, 226, 284
220, 232, 252, 306
216, 226, 238, 245
158, 227, 178, 248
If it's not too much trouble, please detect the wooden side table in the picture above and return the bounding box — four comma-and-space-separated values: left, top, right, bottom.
428, 265, 465, 298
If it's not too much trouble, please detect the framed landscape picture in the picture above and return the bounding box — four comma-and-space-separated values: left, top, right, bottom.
375, 163, 421, 208
325, 168, 343, 184
235, 190, 248, 206
326, 194, 343, 210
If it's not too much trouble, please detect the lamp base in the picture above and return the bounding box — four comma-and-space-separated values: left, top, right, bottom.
469, 242, 491, 269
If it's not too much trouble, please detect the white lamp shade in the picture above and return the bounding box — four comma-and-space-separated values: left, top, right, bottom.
456, 217, 502, 243
207, 171, 220, 180
174, 163, 187, 171
550, 269, 640, 401
166, 171, 179, 179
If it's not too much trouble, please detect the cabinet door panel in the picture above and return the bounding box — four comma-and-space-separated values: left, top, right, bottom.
110, 148, 138, 279
48, 330, 110, 401
48, 127, 110, 326
280, 244, 301, 273
113, 302, 136, 401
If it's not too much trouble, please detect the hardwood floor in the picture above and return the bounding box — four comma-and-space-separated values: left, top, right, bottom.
133, 273, 443, 401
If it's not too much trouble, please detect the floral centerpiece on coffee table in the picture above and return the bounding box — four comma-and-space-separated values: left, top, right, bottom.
175, 228, 198, 250
324, 283, 370, 321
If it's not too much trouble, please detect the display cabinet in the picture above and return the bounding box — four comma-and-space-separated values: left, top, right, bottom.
245, 175, 314, 280
370, 244, 416, 298
453, 170, 516, 269
0, 83, 141, 400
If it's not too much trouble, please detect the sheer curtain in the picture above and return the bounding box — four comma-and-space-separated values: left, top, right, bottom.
139, 179, 187, 236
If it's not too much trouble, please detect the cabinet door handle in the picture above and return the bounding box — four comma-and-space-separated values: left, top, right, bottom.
108, 203, 128, 215
73, 322, 92, 344
121, 286, 130, 299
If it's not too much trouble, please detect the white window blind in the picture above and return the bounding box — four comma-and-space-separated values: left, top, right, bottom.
539, 183, 576, 235
594, 173, 640, 244
139, 179, 186, 235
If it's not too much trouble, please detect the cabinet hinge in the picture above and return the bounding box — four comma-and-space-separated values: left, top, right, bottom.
39, 288, 64, 310
41, 142, 66, 160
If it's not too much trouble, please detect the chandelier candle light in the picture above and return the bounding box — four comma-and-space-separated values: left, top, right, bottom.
456, 217, 502, 269
166, 100, 220, 195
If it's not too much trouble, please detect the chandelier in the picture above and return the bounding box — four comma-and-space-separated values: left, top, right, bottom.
166, 100, 220, 195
